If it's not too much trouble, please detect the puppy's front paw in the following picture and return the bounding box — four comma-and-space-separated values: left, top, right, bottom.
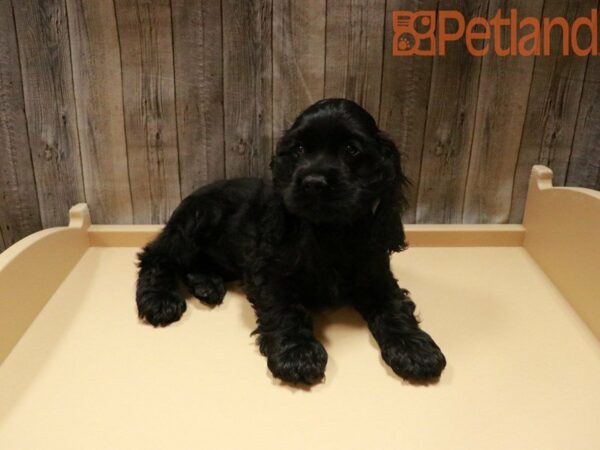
137, 291, 186, 327
267, 340, 328, 385
381, 330, 446, 382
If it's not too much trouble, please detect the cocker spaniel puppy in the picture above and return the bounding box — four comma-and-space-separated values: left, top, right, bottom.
136, 98, 446, 385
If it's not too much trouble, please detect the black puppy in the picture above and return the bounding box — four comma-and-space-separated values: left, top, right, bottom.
136, 99, 446, 385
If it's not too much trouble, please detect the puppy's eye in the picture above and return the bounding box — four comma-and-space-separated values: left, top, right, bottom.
294, 145, 305, 157
345, 144, 361, 157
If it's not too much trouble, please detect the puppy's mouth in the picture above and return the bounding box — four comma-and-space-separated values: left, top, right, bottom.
283, 183, 363, 224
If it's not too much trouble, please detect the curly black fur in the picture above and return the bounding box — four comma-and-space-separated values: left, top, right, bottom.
136, 99, 446, 385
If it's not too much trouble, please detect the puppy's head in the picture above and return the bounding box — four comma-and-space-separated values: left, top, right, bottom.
272, 99, 408, 242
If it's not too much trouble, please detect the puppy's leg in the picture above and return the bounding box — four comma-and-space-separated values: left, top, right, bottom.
137, 196, 223, 326
137, 237, 187, 327
355, 275, 446, 382
251, 292, 327, 385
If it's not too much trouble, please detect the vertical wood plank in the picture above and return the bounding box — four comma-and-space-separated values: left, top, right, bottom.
222, 0, 272, 179
0, 0, 42, 246
416, 0, 488, 223
567, 54, 600, 190
324, 0, 385, 120
171, 0, 225, 197
273, 0, 326, 149
0, 228, 5, 252
463, 0, 545, 224
65, 0, 133, 223
379, 0, 437, 223
510, 0, 595, 222
114, 0, 181, 223
12, 0, 85, 228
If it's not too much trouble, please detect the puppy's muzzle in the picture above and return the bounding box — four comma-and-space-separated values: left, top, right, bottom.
300, 174, 329, 194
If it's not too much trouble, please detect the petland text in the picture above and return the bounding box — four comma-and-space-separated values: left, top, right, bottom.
393, 9, 598, 56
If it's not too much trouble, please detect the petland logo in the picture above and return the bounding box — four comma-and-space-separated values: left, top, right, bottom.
393, 9, 598, 56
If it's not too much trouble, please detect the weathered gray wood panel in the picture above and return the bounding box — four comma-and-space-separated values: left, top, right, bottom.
0, 0, 42, 247
416, 0, 488, 224
2, 0, 600, 247
12, 0, 85, 228
325, 0, 385, 120
115, 0, 181, 223
510, 0, 595, 222
273, 0, 326, 150
463, 0, 545, 223
65, 0, 133, 224
567, 53, 600, 190
379, 0, 437, 223
223, 0, 273, 179
171, 0, 225, 197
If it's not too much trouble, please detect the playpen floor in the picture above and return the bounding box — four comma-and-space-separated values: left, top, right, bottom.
1, 246, 600, 449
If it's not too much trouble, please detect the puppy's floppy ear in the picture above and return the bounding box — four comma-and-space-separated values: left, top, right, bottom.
371, 132, 410, 253
270, 135, 286, 184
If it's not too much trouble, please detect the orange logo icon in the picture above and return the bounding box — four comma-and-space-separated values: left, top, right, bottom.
392, 11, 437, 56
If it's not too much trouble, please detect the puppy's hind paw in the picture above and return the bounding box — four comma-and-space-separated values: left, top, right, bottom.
267, 339, 328, 386
137, 291, 186, 327
185, 272, 226, 306
382, 330, 446, 382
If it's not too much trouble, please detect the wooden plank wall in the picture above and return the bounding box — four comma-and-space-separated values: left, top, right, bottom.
0, 0, 43, 247
1, 0, 599, 248
115, 0, 181, 224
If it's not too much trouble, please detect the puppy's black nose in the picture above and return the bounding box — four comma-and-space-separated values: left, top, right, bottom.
301, 174, 328, 193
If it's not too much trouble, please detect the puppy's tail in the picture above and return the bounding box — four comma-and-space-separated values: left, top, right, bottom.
136, 239, 186, 327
